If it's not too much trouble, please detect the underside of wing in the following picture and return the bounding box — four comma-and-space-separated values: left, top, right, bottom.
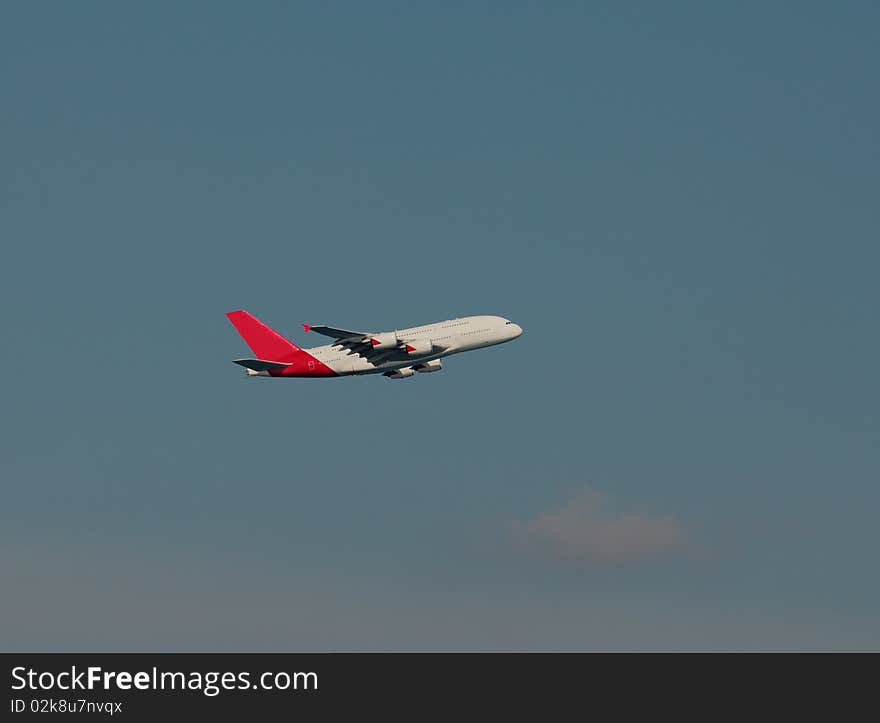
333, 337, 404, 364
302, 322, 447, 366
302, 323, 389, 363
345, 340, 449, 367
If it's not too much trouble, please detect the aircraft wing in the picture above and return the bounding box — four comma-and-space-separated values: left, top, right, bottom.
302, 323, 368, 342
302, 322, 447, 366
302, 322, 392, 363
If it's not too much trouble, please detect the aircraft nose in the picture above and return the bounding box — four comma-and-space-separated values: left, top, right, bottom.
511, 323, 523, 338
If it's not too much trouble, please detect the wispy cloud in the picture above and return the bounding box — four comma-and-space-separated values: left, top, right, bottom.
512, 489, 687, 564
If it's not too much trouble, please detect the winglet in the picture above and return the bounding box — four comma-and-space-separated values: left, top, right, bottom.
302, 323, 312, 333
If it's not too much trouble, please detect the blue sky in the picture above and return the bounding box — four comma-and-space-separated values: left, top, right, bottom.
2, 2, 879, 650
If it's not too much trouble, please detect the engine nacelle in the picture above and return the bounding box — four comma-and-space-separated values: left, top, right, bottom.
369, 331, 399, 350
403, 339, 433, 356
413, 359, 442, 373
383, 367, 414, 379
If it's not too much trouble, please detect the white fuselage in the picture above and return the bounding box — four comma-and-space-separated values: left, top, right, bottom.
307, 315, 523, 376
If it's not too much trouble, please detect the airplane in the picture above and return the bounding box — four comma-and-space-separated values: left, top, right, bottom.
226, 309, 523, 379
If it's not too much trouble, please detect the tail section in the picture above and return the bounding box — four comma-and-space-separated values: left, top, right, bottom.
225, 310, 302, 362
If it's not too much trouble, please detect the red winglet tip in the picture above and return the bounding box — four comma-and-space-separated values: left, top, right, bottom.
406, 344, 416, 352
302, 323, 312, 333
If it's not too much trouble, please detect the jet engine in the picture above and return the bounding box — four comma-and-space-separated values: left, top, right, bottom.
403, 339, 433, 356
383, 367, 414, 379
369, 332, 399, 349
413, 359, 442, 373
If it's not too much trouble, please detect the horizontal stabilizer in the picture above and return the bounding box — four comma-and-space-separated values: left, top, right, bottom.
232, 358, 292, 372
